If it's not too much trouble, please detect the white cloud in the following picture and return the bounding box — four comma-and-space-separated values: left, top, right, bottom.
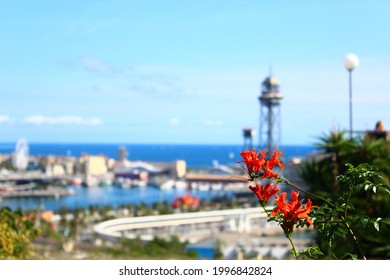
60, 56, 194, 99
81, 57, 112, 74
23, 115, 103, 126
87, 117, 104, 126
170, 118, 180, 126
0, 115, 13, 124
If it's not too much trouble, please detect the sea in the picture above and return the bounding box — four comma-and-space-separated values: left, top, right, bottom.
0, 143, 316, 212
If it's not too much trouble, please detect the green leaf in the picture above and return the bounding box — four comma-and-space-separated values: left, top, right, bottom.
362, 217, 370, 228
380, 218, 390, 225
379, 184, 390, 194
374, 219, 381, 232
298, 245, 324, 260
342, 252, 358, 260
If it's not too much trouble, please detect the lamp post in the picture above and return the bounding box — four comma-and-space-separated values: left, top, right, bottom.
344, 53, 359, 139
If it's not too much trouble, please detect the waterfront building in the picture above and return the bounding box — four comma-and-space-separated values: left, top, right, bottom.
365, 120, 390, 141
51, 164, 66, 176
0, 154, 11, 167
112, 160, 186, 188
83, 155, 108, 176
106, 158, 116, 171
174, 160, 186, 178
118, 146, 128, 162
63, 160, 75, 175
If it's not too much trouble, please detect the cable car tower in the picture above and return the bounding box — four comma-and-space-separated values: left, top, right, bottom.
242, 127, 254, 150
259, 74, 283, 153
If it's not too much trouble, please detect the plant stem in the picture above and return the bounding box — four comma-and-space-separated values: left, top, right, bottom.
261, 205, 270, 216
282, 176, 366, 260
286, 234, 299, 259
331, 252, 339, 260
344, 190, 353, 218
341, 217, 366, 260
314, 220, 343, 224
280, 177, 335, 207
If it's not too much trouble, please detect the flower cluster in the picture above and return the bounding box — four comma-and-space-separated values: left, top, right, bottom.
240, 148, 315, 236
270, 190, 314, 236
249, 182, 280, 206
239, 148, 284, 181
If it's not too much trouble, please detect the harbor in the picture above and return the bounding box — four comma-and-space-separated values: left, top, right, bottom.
0, 143, 313, 260
0, 187, 75, 199
0, 141, 309, 212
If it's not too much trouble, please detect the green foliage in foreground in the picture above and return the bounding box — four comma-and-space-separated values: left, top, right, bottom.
300, 131, 390, 259
0, 207, 39, 259
102, 236, 199, 259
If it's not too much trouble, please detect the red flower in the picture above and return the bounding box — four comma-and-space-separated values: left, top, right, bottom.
239, 148, 284, 180
262, 162, 279, 179
268, 149, 284, 170
239, 149, 267, 174
249, 182, 280, 205
270, 190, 314, 235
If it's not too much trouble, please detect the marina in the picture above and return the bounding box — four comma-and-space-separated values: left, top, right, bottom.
0, 184, 237, 212
0, 187, 74, 199
0, 142, 313, 211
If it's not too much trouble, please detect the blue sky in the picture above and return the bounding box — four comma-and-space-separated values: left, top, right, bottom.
1, 0, 390, 145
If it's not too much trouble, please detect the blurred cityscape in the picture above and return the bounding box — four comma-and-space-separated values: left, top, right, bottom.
0, 137, 315, 260
1, 69, 388, 259
1, 1, 389, 262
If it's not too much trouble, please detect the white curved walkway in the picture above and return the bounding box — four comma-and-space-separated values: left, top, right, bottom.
94, 207, 270, 242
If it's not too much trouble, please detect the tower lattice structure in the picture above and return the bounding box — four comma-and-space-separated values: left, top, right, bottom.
242, 127, 254, 151
258, 75, 283, 154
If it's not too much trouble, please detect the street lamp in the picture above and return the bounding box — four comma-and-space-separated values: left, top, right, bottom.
344, 53, 359, 139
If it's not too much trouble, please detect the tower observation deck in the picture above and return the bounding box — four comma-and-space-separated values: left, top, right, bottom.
259, 76, 283, 153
